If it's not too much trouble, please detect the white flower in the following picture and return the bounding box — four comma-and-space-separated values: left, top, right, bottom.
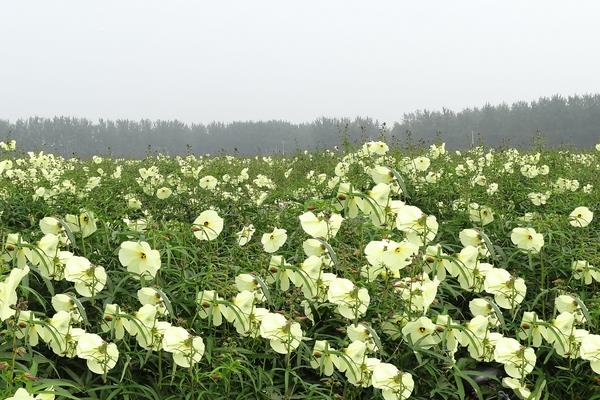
259, 312, 303, 354
327, 277, 370, 319
569, 206, 593, 227
510, 227, 544, 253
118, 241, 161, 278
401, 316, 440, 348
310, 340, 338, 376
299, 211, 343, 239
64, 210, 98, 238
197, 290, 227, 326
76, 333, 119, 374
199, 175, 218, 190
493, 337, 536, 378
162, 326, 205, 367
64, 256, 107, 297
572, 260, 600, 284
235, 224, 255, 246
371, 363, 414, 400
6, 388, 55, 400
261, 228, 287, 253
101, 304, 130, 340
137, 287, 169, 316
468, 203, 494, 226
192, 210, 224, 241
0, 266, 30, 321
580, 334, 600, 374
156, 187, 172, 199
484, 268, 526, 309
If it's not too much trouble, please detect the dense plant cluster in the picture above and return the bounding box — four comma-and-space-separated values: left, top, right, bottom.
1, 139, 599, 399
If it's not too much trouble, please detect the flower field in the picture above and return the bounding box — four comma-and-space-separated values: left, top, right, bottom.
1, 139, 600, 400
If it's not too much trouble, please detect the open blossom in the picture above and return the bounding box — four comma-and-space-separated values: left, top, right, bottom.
162, 326, 205, 367
401, 316, 440, 348
502, 377, 531, 400
76, 333, 119, 374
138, 287, 169, 315
118, 241, 161, 279
363, 141, 389, 155
64, 209, 98, 238
0, 266, 30, 321
468, 203, 494, 226
15, 310, 43, 346
39, 216, 67, 240
259, 312, 303, 354
371, 363, 414, 400
572, 260, 599, 284
192, 210, 224, 241
261, 228, 287, 253
197, 290, 228, 326
327, 277, 370, 319
299, 211, 343, 239
267, 255, 295, 291
569, 206, 593, 227
125, 304, 171, 350
51, 293, 83, 322
333, 340, 379, 387
412, 156, 431, 172
2, 234, 32, 268
199, 175, 218, 190
518, 311, 546, 347
101, 303, 130, 340
310, 340, 338, 376
394, 275, 440, 313
493, 337, 536, 378
580, 334, 600, 374
28, 233, 59, 275
6, 388, 55, 400
156, 186, 172, 199
222, 290, 266, 336
395, 205, 438, 245
459, 228, 489, 256
64, 256, 107, 297
510, 227, 544, 253
484, 268, 526, 309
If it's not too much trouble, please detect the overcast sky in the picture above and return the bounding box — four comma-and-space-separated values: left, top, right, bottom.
1, 0, 600, 124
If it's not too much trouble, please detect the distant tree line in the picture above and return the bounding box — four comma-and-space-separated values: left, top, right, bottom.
1, 94, 599, 157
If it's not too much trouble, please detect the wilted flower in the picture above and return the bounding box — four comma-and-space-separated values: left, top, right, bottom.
235, 224, 255, 246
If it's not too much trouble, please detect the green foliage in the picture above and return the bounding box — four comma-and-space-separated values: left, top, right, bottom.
1, 141, 600, 399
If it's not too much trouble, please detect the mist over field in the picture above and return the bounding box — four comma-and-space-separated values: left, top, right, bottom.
2, 1, 600, 156
2, 93, 600, 157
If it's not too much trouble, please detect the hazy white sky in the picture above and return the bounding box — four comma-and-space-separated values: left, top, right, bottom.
1, 0, 600, 124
